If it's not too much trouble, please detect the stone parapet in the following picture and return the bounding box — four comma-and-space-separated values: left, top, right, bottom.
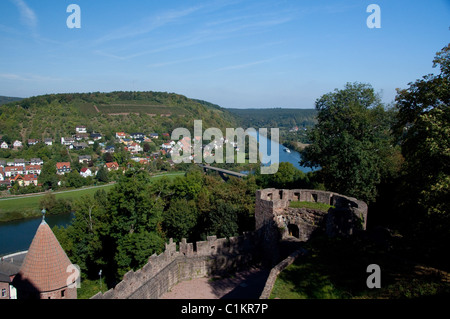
91, 233, 257, 299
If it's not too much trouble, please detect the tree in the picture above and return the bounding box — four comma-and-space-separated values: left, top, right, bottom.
39, 193, 72, 215
393, 44, 450, 241
66, 170, 85, 188
96, 166, 109, 183
300, 82, 396, 203
39, 160, 58, 190
255, 162, 311, 189
206, 200, 238, 238
162, 198, 198, 242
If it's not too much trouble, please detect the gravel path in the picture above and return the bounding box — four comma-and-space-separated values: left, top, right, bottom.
161, 267, 270, 299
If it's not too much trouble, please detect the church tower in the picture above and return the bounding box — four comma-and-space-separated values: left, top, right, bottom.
13, 211, 78, 299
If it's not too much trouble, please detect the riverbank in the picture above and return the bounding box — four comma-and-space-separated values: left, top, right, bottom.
0, 183, 116, 223
0, 171, 186, 223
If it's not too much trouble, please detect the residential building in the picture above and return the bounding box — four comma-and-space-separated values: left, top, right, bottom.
105, 145, 115, 153
150, 133, 159, 139
116, 132, 126, 139
128, 142, 143, 153
13, 140, 22, 149
4, 166, 23, 177
61, 137, 75, 146
90, 133, 102, 141
11, 175, 24, 187
76, 126, 87, 134
25, 165, 41, 175
27, 139, 39, 146
23, 174, 38, 186
105, 162, 119, 171
14, 159, 25, 167
56, 162, 71, 175
0, 253, 21, 299
79, 167, 93, 178
75, 133, 89, 141
78, 155, 92, 163
1, 141, 8, 149
130, 133, 145, 140
30, 158, 43, 165
44, 138, 53, 146
72, 142, 88, 150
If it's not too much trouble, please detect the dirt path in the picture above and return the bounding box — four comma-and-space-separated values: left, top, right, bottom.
161, 267, 270, 299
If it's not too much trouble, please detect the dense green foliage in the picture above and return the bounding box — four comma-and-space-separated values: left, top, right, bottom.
0, 91, 238, 143
53, 167, 265, 284
270, 235, 450, 299
228, 107, 317, 148
228, 108, 317, 129
300, 82, 400, 203
391, 43, 450, 260
0, 96, 23, 106
289, 201, 334, 212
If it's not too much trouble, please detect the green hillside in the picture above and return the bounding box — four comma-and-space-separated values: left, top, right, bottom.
0, 96, 23, 106
0, 91, 239, 142
227, 108, 317, 129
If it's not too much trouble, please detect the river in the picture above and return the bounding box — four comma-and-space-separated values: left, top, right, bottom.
247, 130, 313, 173
0, 213, 74, 256
0, 132, 313, 256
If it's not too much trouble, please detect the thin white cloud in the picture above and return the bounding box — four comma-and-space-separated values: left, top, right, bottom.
216, 54, 294, 72
216, 58, 275, 72
0, 73, 24, 81
11, 0, 37, 31
147, 54, 219, 68
0, 73, 61, 82
95, 5, 204, 44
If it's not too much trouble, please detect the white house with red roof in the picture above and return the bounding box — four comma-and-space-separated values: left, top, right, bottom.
79, 167, 93, 178
116, 132, 126, 139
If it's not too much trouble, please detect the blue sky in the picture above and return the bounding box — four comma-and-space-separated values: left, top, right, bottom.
0, 0, 449, 108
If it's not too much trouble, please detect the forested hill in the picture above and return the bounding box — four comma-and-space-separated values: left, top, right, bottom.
0, 96, 23, 105
227, 108, 317, 129
0, 91, 239, 142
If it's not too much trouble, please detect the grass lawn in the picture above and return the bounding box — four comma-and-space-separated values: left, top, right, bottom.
289, 201, 334, 212
270, 236, 450, 299
77, 278, 109, 299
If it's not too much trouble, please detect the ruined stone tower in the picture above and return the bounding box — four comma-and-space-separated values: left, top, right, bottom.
255, 188, 368, 265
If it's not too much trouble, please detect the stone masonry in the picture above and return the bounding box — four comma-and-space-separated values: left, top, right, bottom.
255, 188, 368, 265
92, 188, 367, 299
91, 233, 258, 299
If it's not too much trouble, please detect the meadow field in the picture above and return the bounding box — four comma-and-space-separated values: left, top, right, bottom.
0, 172, 185, 222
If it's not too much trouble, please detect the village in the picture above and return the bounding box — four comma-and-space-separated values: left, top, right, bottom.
0, 125, 184, 193
0, 125, 244, 194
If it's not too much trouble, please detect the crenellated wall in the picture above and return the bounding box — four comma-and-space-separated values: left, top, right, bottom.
255, 188, 368, 265
91, 233, 258, 299
92, 189, 368, 299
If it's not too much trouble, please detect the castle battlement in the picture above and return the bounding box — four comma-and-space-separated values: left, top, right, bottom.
92, 233, 257, 299
92, 189, 368, 299
255, 189, 368, 264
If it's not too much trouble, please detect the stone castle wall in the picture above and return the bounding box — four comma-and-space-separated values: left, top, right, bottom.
255, 188, 368, 265
256, 188, 368, 237
91, 233, 258, 299
92, 188, 368, 299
